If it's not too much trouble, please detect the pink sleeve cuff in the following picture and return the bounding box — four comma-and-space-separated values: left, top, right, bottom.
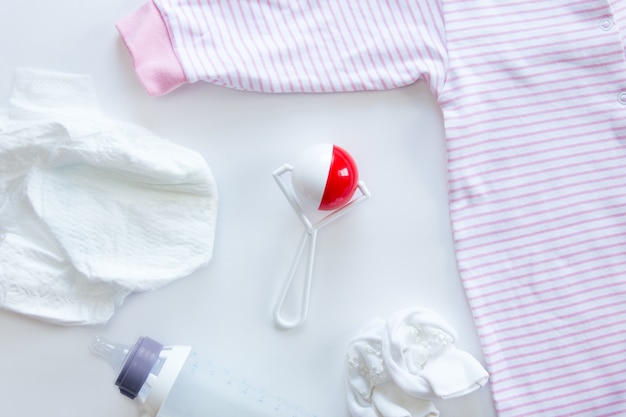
116, 1, 188, 96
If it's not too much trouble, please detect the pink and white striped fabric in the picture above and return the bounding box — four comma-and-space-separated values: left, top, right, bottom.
118, 1, 626, 415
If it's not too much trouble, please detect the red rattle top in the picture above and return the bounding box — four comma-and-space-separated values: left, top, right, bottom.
291, 144, 360, 211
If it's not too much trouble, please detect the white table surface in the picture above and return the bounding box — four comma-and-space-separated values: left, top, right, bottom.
0, 1, 497, 416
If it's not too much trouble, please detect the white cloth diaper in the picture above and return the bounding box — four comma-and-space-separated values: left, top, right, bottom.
0, 68, 218, 325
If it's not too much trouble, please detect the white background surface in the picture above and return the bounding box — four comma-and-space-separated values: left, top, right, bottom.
0, 1, 497, 416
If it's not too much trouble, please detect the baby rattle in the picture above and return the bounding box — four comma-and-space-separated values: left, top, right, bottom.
272, 144, 370, 330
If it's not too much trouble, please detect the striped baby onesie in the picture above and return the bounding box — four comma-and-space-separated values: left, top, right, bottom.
118, 1, 626, 415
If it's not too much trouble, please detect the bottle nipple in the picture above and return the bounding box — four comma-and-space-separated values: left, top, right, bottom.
91, 336, 164, 399
90, 336, 131, 371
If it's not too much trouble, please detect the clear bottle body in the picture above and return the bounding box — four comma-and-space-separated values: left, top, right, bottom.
91, 337, 317, 417
155, 350, 315, 417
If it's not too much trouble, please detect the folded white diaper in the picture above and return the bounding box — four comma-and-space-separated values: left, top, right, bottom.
345, 307, 489, 417
0, 68, 218, 325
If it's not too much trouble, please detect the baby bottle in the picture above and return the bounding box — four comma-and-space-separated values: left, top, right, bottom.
90, 336, 317, 417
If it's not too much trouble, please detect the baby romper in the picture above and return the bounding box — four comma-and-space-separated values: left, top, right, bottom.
118, 1, 626, 415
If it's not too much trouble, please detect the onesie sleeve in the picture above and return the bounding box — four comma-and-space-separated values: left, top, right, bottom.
116, 1, 188, 96
117, 0, 447, 96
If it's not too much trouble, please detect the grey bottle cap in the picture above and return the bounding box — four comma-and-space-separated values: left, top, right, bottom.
115, 337, 163, 399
